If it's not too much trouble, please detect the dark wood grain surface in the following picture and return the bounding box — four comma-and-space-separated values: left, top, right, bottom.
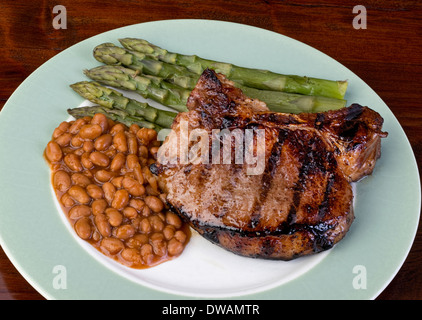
0, 0, 421, 300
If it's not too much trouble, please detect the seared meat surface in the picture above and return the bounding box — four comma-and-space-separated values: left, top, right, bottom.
153, 69, 387, 260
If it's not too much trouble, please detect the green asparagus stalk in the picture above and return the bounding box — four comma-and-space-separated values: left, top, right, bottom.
70, 81, 176, 128
93, 43, 199, 90
83, 65, 190, 112
239, 86, 346, 113
119, 38, 348, 99
89, 49, 346, 113
67, 105, 163, 131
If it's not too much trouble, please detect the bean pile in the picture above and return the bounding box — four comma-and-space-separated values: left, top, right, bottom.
45, 113, 190, 268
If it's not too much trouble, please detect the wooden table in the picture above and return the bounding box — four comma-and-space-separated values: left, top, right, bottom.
1, 0, 421, 300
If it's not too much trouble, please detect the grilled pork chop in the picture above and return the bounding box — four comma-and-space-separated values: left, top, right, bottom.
153, 69, 387, 260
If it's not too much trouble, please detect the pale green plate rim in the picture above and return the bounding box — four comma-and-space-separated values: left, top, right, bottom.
0, 19, 420, 300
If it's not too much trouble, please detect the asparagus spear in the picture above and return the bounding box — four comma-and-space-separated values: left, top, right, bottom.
239, 86, 346, 113
119, 38, 348, 99
93, 43, 199, 90
70, 81, 176, 128
86, 59, 346, 113
67, 105, 164, 131
83, 65, 189, 112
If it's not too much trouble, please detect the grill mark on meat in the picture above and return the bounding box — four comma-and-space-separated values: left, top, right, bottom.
285, 132, 314, 226
286, 156, 308, 226
345, 103, 364, 121
248, 129, 289, 229
317, 172, 336, 219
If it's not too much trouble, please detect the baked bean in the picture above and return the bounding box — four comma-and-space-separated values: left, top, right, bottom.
138, 145, 148, 159
149, 215, 164, 232
133, 166, 144, 185
55, 132, 73, 147
111, 189, 129, 210
129, 199, 145, 211
139, 218, 152, 234
121, 248, 142, 264
122, 176, 145, 197
102, 182, 116, 204
45, 141, 63, 163
89, 151, 110, 167
53, 121, 70, 139
92, 199, 107, 215
94, 134, 112, 151
123, 206, 138, 219
166, 211, 182, 229
145, 196, 164, 213
126, 234, 148, 249
91, 113, 109, 133
92, 230, 101, 242
60, 192, 75, 207
101, 237, 124, 255
105, 208, 123, 227
79, 124, 102, 140
167, 238, 184, 256
68, 118, 86, 134
81, 152, 93, 169
69, 205, 91, 220
127, 133, 138, 155
143, 167, 157, 192
110, 153, 125, 172
82, 140, 94, 153
86, 184, 104, 200
141, 205, 151, 217
110, 123, 126, 135
75, 217, 92, 240
136, 128, 157, 145
150, 233, 167, 257
114, 224, 135, 240
131, 216, 142, 231
110, 176, 124, 188
104, 147, 117, 159
174, 230, 187, 244
74, 147, 85, 157
139, 157, 148, 167
140, 244, 154, 264
113, 131, 128, 153
129, 124, 140, 135
53, 170, 71, 192
70, 134, 84, 148
61, 146, 75, 155
163, 225, 175, 240
68, 185, 91, 204
126, 154, 139, 170
95, 213, 111, 237
95, 170, 115, 183
71, 173, 91, 187
146, 184, 160, 196
64, 154, 83, 172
